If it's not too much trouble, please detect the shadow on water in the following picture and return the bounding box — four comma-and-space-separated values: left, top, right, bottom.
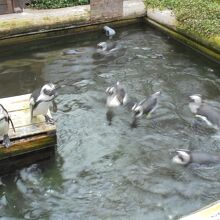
0, 23, 220, 219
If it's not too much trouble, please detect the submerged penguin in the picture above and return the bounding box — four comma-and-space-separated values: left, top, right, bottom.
97, 41, 117, 52
189, 94, 220, 130
103, 26, 116, 39
131, 91, 161, 127
30, 83, 57, 124
172, 149, 220, 165
106, 81, 127, 108
0, 104, 15, 148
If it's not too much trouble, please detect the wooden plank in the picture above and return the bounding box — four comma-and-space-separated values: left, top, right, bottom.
180, 200, 220, 220
0, 134, 56, 159
0, 93, 56, 147
0, 134, 56, 175
0, 94, 31, 112
0, 93, 56, 141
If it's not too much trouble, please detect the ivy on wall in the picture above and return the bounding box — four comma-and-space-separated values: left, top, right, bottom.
144, 0, 220, 37
31, 0, 90, 9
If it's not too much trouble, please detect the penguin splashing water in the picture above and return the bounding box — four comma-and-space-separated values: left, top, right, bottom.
0, 104, 15, 148
189, 94, 220, 130
105, 81, 128, 125
172, 149, 220, 166
131, 91, 161, 128
30, 83, 57, 124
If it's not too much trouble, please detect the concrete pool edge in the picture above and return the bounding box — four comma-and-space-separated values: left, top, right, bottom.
0, 2, 219, 63
146, 8, 220, 63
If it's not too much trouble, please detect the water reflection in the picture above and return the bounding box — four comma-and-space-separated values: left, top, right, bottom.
0, 24, 219, 219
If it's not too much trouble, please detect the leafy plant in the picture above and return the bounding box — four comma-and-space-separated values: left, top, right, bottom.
144, 0, 220, 37
31, 0, 90, 9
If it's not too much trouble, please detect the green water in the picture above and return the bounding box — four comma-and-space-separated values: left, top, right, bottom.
0, 23, 220, 220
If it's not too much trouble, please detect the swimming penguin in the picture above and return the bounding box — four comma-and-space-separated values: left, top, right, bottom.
0, 104, 15, 148
62, 49, 82, 56
30, 83, 57, 124
105, 81, 127, 125
172, 149, 220, 165
97, 41, 117, 52
103, 26, 116, 39
131, 91, 161, 127
106, 81, 128, 108
189, 94, 220, 130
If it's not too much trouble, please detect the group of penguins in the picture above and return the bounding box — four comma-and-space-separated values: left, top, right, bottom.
106, 81, 220, 166
1, 26, 220, 168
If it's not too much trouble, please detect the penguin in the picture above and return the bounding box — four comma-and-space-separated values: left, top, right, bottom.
172, 149, 220, 165
30, 83, 57, 124
105, 81, 127, 125
62, 49, 82, 56
97, 41, 117, 52
106, 81, 127, 108
0, 104, 15, 148
189, 94, 220, 130
131, 91, 161, 127
103, 26, 116, 39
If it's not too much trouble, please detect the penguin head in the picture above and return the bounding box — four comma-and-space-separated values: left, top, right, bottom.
189, 94, 202, 105
105, 86, 116, 96
97, 42, 107, 51
149, 91, 162, 102
172, 150, 191, 165
132, 103, 143, 118
41, 83, 56, 97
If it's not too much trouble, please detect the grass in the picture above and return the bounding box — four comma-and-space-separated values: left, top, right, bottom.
144, 0, 220, 37
31, 0, 89, 9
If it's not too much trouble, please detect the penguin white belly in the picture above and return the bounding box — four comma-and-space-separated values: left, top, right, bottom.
107, 96, 120, 107
33, 101, 51, 116
0, 119, 9, 136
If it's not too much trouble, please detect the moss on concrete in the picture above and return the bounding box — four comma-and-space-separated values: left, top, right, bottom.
144, 0, 220, 38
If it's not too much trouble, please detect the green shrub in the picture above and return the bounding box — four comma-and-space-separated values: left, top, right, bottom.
31, 0, 90, 9
144, 0, 220, 37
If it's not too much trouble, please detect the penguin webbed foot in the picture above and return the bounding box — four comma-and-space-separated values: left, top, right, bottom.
130, 118, 139, 129
45, 115, 55, 125
106, 109, 114, 126
2, 135, 11, 148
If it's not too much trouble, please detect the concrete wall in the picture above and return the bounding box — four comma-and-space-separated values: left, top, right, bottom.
90, 0, 123, 20
0, 0, 7, 14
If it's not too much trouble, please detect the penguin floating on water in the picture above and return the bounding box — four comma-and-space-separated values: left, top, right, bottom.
103, 26, 116, 39
106, 81, 127, 108
189, 94, 220, 130
131, 91, 161, 128
30, 83, 57, 124
97, 41, 118, 53
0, 104, 15, 148
105, 81, 127, 125
172, 149, 220, 165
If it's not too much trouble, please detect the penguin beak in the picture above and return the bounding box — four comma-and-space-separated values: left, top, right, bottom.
49, 89, 57, 97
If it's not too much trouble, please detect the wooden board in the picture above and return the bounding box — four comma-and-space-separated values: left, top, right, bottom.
179, 200, 220, 220
0, 94, 56, 141
0, 94, 56, 175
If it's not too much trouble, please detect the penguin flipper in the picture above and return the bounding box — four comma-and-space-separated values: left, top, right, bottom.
30, 105, 34, 122
9, 117, 15, 133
